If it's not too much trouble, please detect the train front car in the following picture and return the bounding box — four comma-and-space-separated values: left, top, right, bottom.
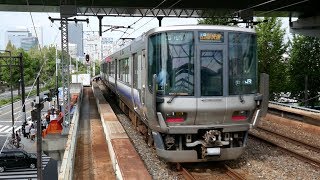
144, 25, 267, 162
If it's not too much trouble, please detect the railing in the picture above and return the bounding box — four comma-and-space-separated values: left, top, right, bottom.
269, 101, 320, 113
58, 84, 83, 180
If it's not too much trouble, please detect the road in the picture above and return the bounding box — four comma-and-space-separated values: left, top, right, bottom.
0, 86, 33, 100
0, 96, 52, 150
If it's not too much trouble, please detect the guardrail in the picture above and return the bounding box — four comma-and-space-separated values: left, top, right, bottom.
269, 101, 320, 113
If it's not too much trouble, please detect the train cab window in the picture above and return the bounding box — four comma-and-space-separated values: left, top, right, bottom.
228, 32, 257, 95
148, 31, 195, 95
200, 50, 223, 96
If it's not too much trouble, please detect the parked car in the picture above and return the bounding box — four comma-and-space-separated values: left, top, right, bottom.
0, 149, 37, 172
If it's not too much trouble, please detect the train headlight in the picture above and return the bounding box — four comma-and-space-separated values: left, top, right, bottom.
165, 112, 186, 123
231, 110, 248, 121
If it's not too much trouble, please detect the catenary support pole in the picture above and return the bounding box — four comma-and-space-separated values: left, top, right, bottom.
36, 75, 43, 180
19, 53, 26, 123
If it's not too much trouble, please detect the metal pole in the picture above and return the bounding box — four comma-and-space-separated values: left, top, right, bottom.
56, 46, 60, 111
76, 57, 78, 72
36, 75, 43, 180
19, 53, 26, 123
69, 54, 71, 74
9, 52, 14, 138
304, 75, 308, 107
157, 16, 163, 27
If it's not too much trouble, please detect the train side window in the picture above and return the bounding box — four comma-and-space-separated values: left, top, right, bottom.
110, 61, 115, 78
119, 58, 130, 84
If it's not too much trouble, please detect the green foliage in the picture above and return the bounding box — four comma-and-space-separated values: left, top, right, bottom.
255, 17, 289, 100
197, 10, 237, 26
288, 35, 320, 107
5, 41, 16, 52
198, 17, 235, 26
94, 61, 100, 75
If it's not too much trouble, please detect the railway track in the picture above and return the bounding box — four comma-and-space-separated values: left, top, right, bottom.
178, 163, 246, 180
250, 127, 320, 168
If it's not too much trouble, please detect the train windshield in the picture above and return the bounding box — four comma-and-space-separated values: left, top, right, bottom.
148, 31, 195, 95
228, 32, 257, 95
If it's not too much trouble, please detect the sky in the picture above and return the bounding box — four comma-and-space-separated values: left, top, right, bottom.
0, 11, 199, 50
0, 11, 295, 51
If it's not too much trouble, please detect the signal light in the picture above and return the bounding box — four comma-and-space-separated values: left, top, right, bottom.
85, 54, 90, 62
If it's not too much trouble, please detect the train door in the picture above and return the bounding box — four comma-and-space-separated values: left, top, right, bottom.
131, 53, 140, 110
140, 50, 146, 108
195, 45, 227, 125
115, 59, 118, 95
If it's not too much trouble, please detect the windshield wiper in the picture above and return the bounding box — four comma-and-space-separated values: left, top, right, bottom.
167, 92, 189, 103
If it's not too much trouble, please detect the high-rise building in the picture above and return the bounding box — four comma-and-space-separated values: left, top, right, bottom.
69, 43, 78, 58
68, 23, 83, 57
6, 28, 38, 51
21, 37, 39, 51
29, 26, 43, 47
6, 28, 31, 49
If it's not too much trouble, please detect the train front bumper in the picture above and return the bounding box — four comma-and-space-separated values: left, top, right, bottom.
155, 146, 245, 162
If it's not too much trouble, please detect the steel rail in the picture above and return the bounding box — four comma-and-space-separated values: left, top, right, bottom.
250, 128, 320, 168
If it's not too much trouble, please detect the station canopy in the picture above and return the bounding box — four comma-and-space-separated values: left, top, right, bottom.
0, 0, 317, 19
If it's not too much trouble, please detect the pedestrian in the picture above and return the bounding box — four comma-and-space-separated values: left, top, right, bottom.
30, 125, 36, 141
22, 122, 26, 137
15, 131, 21, 148
46, 111, 51, 124
51, 105, 55, 115
42, 118, 47, 130
25, 123, 30, 139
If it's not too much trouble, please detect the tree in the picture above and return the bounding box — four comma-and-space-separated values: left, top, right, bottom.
5, 41, 16, 52
255, 17, 288, 100
289, 35, 320, 107
198, 17, 235, 26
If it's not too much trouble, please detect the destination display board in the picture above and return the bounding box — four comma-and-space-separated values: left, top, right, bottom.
199, 32, 224, 43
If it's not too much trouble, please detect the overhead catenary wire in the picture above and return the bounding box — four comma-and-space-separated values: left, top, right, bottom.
230, 0, 309, 21
118, 0, 182, 45
115, 0, 169, 42
255, 0, 309, 17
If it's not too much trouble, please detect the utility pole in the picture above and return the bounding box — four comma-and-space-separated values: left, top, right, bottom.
36, 74, 43, 180
55, 46, 60, 111
9, 51, 14, 139
19, 53, 26, 124
48, 15, 88, 134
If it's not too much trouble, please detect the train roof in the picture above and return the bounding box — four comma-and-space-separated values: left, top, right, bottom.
144, 25, 256, 36
104, 25, 255, 61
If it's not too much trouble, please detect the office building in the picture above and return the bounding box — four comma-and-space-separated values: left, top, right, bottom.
6, 28, 31, 49
68, 23, 83, 57
21, 37, 39, 51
